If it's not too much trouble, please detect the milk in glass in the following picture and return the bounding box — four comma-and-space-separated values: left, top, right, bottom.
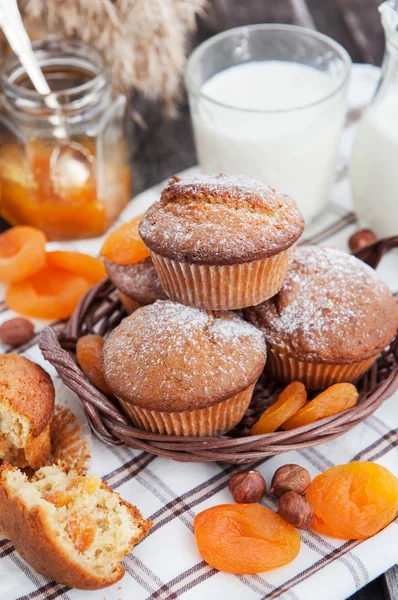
351, 95, 398, 237
191, 61, 346, 222
351, 1, 398, 236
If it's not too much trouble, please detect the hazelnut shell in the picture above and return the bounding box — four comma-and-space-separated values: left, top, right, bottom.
229, 470, 266, 504
348, 228, 377, 254
0, 318, 35, 347
278, 491, 314, 529
271, 464, 311, 498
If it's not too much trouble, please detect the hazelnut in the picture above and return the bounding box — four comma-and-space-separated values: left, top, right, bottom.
229, 470, 266, 503
271, 464, 311, 498
348, 228, 377, 254
0, 318, 35, 347
278, 491, 314, 529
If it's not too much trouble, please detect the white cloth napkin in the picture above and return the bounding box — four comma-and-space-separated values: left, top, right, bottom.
1, 63, 398, 600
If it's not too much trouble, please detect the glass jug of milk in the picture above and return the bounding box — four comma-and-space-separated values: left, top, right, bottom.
351, 1, 398, 237
186, 25, 351, 223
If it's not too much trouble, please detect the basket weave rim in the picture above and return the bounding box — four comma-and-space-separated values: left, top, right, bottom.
39, 290, 398, 465
37, 236, 398, 463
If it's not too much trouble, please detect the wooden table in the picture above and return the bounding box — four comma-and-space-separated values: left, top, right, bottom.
129, 2, 396, 599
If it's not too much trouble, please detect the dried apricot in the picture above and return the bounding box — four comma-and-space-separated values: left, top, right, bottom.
194, 503, 300, 574
306, 462, 398, 539
45, 490, 75, 508
100, 215, 150, 265
6, 266, 90, 319
282, 383, 358, 430
251, 382, 307, 435
0, 226, 46, 283
69, 475, 101, 495
65, 511, 96, 553
76, 334, 111, 394
46, 251, 106, 284
44, 476, 101, 507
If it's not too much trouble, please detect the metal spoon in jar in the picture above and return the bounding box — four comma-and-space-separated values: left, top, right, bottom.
0, 0, 94, 194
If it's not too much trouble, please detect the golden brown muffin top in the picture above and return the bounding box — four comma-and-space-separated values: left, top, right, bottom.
102, 300, 266, 411
245, 246, 398, 364
104, 257, 167, 305
0, 354, 54, 435
139, 174, 304, 265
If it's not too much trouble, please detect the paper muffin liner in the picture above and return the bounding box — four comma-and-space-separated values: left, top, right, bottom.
149, 249, 292, 310
267, 345, 377, 390
117, 290, 142, 314
118, 383, 256, 436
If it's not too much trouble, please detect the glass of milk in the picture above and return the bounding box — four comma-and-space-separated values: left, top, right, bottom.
185, 24, 351, 222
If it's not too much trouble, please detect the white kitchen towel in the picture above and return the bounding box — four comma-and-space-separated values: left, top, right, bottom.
1, 63, 398, 600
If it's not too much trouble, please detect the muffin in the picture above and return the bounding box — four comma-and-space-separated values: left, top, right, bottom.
0, 463, 151, 590
0, 354, 54, 468
105, 257, 167, 314
102, 300, 267, 436
139, 173, 304, 310
245, 246, 398, 389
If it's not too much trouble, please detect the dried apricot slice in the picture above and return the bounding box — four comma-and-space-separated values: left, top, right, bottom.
0, 226, 46, 283
100, 215, 150, 265
306, 462, 398, 539
282, 383, 358, 430
251, 382, 307, 435
6, 266, 91, 319
65, 510, 96, 553
45, 490, 75, 508
194, 503, 300, 574
69, 475, 101, 495
44, 476, 101, 507
46, 251, 106, 284
76, 334, 111, 394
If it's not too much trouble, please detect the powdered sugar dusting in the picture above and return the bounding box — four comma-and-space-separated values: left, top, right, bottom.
139, 173, 304, 264
102, 300, 266, 410
248, 246, 398, 363
165, 173, 278, 202
105, 258, 167, 304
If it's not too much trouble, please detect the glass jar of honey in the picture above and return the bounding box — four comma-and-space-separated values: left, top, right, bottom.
0, 39, 131, 240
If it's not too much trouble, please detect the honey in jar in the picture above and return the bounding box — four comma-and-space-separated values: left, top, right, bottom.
0, 39, 131, 241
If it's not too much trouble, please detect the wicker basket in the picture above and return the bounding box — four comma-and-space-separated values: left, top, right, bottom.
39, 238, 398, 464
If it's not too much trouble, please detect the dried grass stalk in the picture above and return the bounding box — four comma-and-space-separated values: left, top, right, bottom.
13, 0, 207, 113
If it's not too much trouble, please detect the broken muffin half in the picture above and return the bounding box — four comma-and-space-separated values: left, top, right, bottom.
0, 463, 151, 590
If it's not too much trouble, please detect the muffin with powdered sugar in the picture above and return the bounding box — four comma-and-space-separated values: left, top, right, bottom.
245, 246, 398, 389
139, 173, 304, 310
104, 256, 167, 314
102, 300, 266, 436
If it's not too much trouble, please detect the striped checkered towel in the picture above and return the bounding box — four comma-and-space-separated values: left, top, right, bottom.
1, 64, 398, 600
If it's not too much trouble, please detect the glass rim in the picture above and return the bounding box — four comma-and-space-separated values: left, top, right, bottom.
185, 23, 352, 114
2, 39, 108, 104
